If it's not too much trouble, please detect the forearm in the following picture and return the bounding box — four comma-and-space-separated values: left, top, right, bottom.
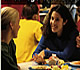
44, 48, 75, 61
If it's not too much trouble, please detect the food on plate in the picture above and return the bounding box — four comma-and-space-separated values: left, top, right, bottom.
61, 65, 72, 70
61, 65, 69, 70
58, 59, 65, 65
51, 65, 61, 70
70, 61, 80, 65
46, 54, 64, 65
46, 58, 57, 65
29, 65, 71, 70
51, 65, 71, 70
30, 65, 51, 69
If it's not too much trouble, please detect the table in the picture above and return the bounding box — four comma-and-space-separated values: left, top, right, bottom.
64, 63, 80, 70
18, 61, 38, 70
18, 61, 80, 70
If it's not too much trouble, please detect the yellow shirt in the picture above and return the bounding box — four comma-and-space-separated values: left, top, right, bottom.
14, 19, 43, 63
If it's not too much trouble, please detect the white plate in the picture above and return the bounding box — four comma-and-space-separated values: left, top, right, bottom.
70, 61, 80, 66
29, 65, 51, 69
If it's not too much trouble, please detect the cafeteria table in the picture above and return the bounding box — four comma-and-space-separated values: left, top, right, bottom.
18, 61, 80, 70
18, 61, 38, 70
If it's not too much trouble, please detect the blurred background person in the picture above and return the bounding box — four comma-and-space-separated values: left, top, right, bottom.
32, 4, 80, 63
76, 0, 80, 32
75, 0, 80, 48
1, 7, 20, 70
69, 3, 77, 22
14, 4, 43, 63
21, 4, 39, 21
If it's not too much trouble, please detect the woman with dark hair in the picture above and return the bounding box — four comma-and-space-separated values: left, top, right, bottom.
33, 4, 80, 62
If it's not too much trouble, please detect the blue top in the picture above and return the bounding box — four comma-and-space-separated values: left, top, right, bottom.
33, 29, 80, 61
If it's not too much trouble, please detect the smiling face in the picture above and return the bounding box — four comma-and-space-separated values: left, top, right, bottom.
50, 11, 65, 36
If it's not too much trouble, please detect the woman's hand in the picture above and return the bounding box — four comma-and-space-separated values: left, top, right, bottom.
76, 36, 80, 48
38, 50, 45, 58
32, 50, 45, 64
33, 53, 45, 64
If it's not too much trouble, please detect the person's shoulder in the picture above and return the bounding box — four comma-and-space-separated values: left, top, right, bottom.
69, 28, 79, 38
19, 19, 27, 22
1, 42, 9, 51
32, 20, 43, 26
33, 20, 42, 24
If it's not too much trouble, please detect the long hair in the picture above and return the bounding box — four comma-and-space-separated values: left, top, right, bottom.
42, 4, 77, 40
1, 7, 19, 30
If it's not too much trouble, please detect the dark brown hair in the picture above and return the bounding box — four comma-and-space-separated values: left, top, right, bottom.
42, 4, 77, 40
22, 4, 38, 19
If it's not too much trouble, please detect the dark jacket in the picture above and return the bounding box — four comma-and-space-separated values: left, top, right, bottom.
33, 29, 80, 61
1, 41, 18, 70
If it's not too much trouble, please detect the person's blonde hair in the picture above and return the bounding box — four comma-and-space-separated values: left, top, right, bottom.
1, 7, 19, 30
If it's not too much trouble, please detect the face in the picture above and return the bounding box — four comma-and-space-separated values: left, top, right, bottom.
50, 11, 65, 36
12, 15, 20, 38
